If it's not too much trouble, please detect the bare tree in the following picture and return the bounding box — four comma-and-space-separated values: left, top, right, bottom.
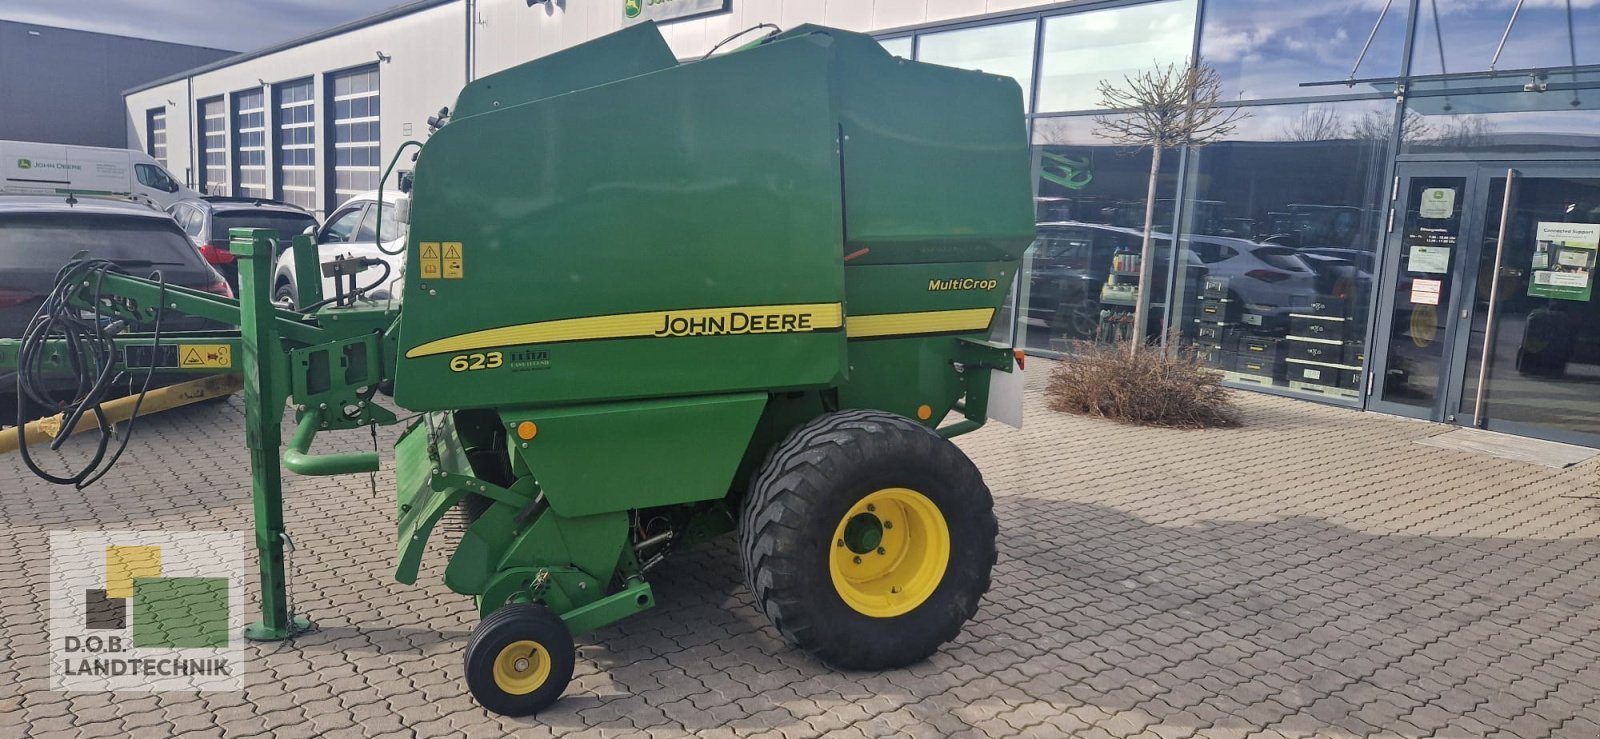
1093, 63, 1245, 355
1279, 106, 1346, 142
1349, 109, 1432, 142
1428, 116, 1498, 150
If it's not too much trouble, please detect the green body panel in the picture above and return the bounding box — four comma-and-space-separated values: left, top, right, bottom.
452, 22, 677, 121
777, 25, 1035, 267
395, 33, 849, 412
501, 392, 766, 517
839, 260, 1017, 424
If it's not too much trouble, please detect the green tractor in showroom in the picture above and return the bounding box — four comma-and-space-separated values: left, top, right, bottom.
6, 22, 1032, 715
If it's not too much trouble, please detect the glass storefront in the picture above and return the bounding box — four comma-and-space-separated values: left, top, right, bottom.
880, 0, 1600, 444
1036, 0, 1196, 113
1200, 0, 1410, 101
1024, 115, 1181, 353
1173, 100, 1393, 401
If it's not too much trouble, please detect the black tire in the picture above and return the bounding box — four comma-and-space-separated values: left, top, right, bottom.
273, 282, 297, 311
740, 409, 997, 670
463, 604, 575, 717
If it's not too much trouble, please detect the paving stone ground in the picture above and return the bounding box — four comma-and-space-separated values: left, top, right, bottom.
4, 365, 1600, 737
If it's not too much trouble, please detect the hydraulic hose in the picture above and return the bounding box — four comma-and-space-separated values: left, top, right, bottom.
14, 259, 167, 488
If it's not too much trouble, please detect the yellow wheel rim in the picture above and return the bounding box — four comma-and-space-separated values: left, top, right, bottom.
828, 487, 951, 618
491, 640, 551, 695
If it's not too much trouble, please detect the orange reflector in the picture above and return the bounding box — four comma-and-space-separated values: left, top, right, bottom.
1013, 348, 1026, 370
916, 404, 933, 421
516, 421, 538, 440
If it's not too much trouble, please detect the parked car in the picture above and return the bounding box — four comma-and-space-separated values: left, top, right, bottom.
168, 196, 319, 294
0, 140, 199, 209
0, 195, 233, 424
1026, 221, 1320, 340
271, 191, 407, 309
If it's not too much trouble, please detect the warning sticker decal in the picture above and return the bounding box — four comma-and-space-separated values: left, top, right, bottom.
419, 242, 441, 280
442, 242, 463, 279
178, 344, 232, 369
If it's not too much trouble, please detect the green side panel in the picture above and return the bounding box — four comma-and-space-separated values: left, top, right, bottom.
502, 511, 629, 588
395, 34, 848, 412
393, 414, 472, 585
836, 260, 1016, 423
452, 22, 678, 121
502, 393, 767, 518
445, 508, 628, 599
772, 26, 1035, 265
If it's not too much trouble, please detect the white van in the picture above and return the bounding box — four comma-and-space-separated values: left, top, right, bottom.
0, 140, 200, 209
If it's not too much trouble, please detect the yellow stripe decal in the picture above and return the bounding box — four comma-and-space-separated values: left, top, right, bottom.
405, 304, 996, 358
845, 308, 995, 339
405, 303, 844, 358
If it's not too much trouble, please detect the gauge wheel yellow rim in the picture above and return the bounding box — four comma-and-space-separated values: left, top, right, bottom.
491, 640, 551, 695
829, 487, 951, 618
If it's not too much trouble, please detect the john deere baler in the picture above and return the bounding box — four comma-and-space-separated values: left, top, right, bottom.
10, 22, 1032, 716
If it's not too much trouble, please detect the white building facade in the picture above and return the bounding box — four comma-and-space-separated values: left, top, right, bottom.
123, 0, 1063, 216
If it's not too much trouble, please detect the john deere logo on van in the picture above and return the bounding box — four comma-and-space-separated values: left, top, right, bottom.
17, 158, 80, 172
624, 0, 642, 18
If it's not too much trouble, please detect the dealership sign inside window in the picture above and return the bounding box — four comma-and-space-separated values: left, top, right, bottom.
624, 0, 729, 23
1529, 222, 1598, 302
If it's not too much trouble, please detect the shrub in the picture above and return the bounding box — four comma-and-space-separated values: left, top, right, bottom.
1046, 340, 1241, 429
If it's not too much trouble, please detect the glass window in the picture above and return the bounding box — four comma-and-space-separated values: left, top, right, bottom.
146, 108, 167, 167
1400, 89, 1600, 155
1022, 114, 1183, 353
212, 212, 317, 242
1200, 0, 1409, 101
0, 215, 204, 269
877, 36, 912, 59
198, 97, 227, 195
329, 66, 380, 211
319, 206, 364, 244
1171, 99, 1394, 404
183, 207, 205, 237
135, 163, 160, 188
1036, 0, 1198, 113
274, 78, 317, 211
1411, 0, 1600, 77
232, 88, 267, 198
916, 21, 1036, 112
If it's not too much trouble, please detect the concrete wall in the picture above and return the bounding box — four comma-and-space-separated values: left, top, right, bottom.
0, 20, 232, 148
124, 0, 1048, 215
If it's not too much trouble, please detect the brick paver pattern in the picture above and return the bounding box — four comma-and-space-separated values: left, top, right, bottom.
4, 369, 1600, 737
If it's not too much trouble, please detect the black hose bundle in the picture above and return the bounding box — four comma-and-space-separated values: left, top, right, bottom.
14, 258, 166, 488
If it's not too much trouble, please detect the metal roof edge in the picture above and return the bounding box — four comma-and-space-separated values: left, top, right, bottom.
121, 0, 459, 97
0, 19, 235, 54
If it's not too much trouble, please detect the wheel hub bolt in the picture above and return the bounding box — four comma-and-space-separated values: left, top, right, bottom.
514, 658, 529, 672
877, 547, 886, 555
883, 521, 893, 529
853, 556, 862, 564
836, 538, 844, 548
866, 504, 876, 512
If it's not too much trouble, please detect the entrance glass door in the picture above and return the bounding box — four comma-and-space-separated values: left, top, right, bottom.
1456, 169, 1600, 445
1372, 163, 1600, 445
1370, 169, 1480, 418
